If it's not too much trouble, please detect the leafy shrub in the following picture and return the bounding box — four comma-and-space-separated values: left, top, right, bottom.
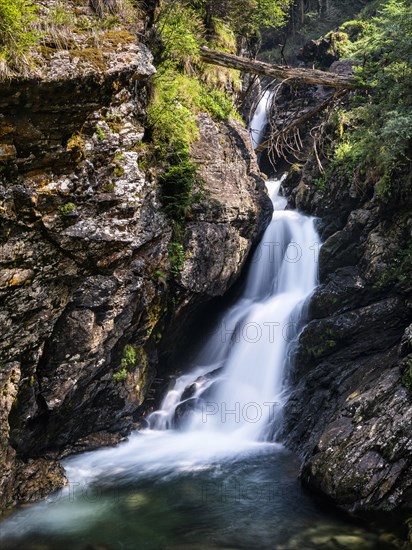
157, 2, 204, 63
147, 70, 201, 154
148, 1, 240, 156
225, 0, 292, 38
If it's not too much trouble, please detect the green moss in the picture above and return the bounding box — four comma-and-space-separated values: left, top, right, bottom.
113, 153, 125, 177
102, 29, 136, 47
59, 202, 76, 216
121, 344, 137, 371
313, 176, 326, 191
113, 165, 124, 177
311, 339, 337, 358
113, 368, 127, 383
96, 125, 106, 141
69, 47, 106, 71
102, 182, 116, 193
135, 347, 150, 402
28, 375, 35, 387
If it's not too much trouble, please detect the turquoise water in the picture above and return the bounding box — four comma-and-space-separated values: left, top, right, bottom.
0, 441, 396, 550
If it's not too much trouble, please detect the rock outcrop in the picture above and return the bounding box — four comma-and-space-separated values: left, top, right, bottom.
281, 162, 412, 533
0, 40, 271, 509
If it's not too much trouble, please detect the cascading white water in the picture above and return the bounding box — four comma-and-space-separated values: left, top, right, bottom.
52, 92, 320, 494
148, 177, 319, 443
249, 88, 273, 148
146, 95, 320, 444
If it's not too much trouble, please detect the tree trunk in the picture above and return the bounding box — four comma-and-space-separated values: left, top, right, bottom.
300, 0, 305, 25
199, 47, 361, 89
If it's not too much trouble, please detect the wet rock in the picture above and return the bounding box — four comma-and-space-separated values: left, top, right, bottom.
174, 398, 203, 428
181, 383, 198, 401
399, 324, 412, 358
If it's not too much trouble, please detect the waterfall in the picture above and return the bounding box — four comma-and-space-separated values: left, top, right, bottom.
148, 181, 319, 443
51, 92, 319, 478
0, 93, 322, 548
0, 93, 390, 550
249, 88, 273, 148
146, 91, 320, 444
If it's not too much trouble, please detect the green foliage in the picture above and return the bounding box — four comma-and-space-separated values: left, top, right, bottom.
147, 66, 239, 156
157, 1, 204, 64
96, 126, 106, 141
113, 368, 127, 383
148, 0, 259, 281
214, 0, 292, 38
59, 202, 76, 216
149, 1, 241, 152
147, 69, 201, 154
0, 0, 38, 71
160, 153, 199, 221
147, 1, 240, 269
251, 0, 292, 31
168, 241, 185, 276
325, 0, 412, 198
199, 86, 238, 120
209, 18, 237, 53
313, 176, 326, 190
121, 344, 137, 370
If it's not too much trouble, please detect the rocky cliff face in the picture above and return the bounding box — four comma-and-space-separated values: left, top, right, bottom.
0, 40, 272, 509
281, 163, 412, 534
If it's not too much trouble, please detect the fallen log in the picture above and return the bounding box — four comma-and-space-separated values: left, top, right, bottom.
200, 47, 360, 90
